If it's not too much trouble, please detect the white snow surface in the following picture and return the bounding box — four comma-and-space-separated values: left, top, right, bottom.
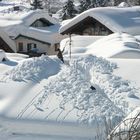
60, 33, 140, 59
86, 33, 140, 58
3, 55, 61, 81
60, 35, 103, 54
0, 54, 140, 139
2, 55, 140, 121
60, 6, 140, 35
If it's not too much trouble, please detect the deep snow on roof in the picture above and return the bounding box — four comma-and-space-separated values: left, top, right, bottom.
60, 33, 140, 59
0, 10, 57, 25
0, 8, 62, 44
86, 33, 140, 58
60, 6, 140, 35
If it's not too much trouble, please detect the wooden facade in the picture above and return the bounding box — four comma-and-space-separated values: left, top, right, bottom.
61, 16, 113, 35
0, 37, 14, 52
15, 35, 60, 56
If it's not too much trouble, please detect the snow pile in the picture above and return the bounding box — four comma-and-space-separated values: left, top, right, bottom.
3, 55, 62, 81
32, 55, 138, 125
1, 54, 139, 139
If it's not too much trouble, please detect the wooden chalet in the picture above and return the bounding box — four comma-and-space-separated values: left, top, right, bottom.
61, 17, 113, 36
60, 6, 140, 36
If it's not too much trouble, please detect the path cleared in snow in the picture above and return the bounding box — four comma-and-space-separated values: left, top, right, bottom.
0, 55, 139, 139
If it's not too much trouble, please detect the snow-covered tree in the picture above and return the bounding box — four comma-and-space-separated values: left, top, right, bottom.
79, 0, 109, 13
108, 0, 140, 6
31, 0, 43, 9
43, 0, 64, 14
61, 0, 77, 20
128, 0, 140, 5
43, 0, 50, 12
79, 0, 91, 13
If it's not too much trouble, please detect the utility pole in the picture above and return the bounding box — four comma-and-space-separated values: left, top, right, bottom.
69, 34, 72, 60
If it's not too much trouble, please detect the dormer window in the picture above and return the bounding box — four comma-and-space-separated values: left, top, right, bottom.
31, 18, 53, 27
13, 6, 20, 11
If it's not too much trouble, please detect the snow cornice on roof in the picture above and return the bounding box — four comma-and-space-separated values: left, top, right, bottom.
60, 6, 140, 35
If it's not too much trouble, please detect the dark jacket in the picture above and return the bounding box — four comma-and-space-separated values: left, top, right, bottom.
57, 49, 64, 63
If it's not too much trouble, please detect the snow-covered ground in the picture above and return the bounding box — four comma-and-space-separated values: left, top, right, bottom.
0, 2, 140, 138
0, 51, 140, 139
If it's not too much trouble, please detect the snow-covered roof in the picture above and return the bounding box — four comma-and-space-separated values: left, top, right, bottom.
60, 6, 140, 35
0, 10, 57, 26
14, 25, 62, 44
60, 35, 102, 54
0, 9, 62, 45
60, 33, 140, 59
86, 33, 140, 58
0, 27, 16, 52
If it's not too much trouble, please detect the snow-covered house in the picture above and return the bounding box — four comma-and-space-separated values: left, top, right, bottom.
0, 9, 66, 55
60, 6, 140, 36
0, 27, 16, 52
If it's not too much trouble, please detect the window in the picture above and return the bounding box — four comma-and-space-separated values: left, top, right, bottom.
100, 26, 108, 35
18, 42, 23, 52
34, 44, 37, 48
31, 19, 53, 27
83, 26, 96, 35
27, 43, 37, 52
55, 44, 59, 51
13, 6, 20, 11
27, 43, 32, 52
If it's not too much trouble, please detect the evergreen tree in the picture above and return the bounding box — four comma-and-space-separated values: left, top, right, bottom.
79, 0, 109, 13
128, 0, 140, 5
61, 0, 77, 20
31, 0, 43, 10
79, 0, 91, 13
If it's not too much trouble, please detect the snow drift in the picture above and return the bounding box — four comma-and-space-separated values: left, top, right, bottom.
4, 55, 62, 81
60, 33, 140, 59
1, 54, 140, 139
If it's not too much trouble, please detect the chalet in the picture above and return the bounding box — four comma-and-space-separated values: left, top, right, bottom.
0, 28, 16, 52
0, 9, 66, 55
60, 6, 140, 36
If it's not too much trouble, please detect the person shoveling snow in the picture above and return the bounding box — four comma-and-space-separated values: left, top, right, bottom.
57, 48, 64, 63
